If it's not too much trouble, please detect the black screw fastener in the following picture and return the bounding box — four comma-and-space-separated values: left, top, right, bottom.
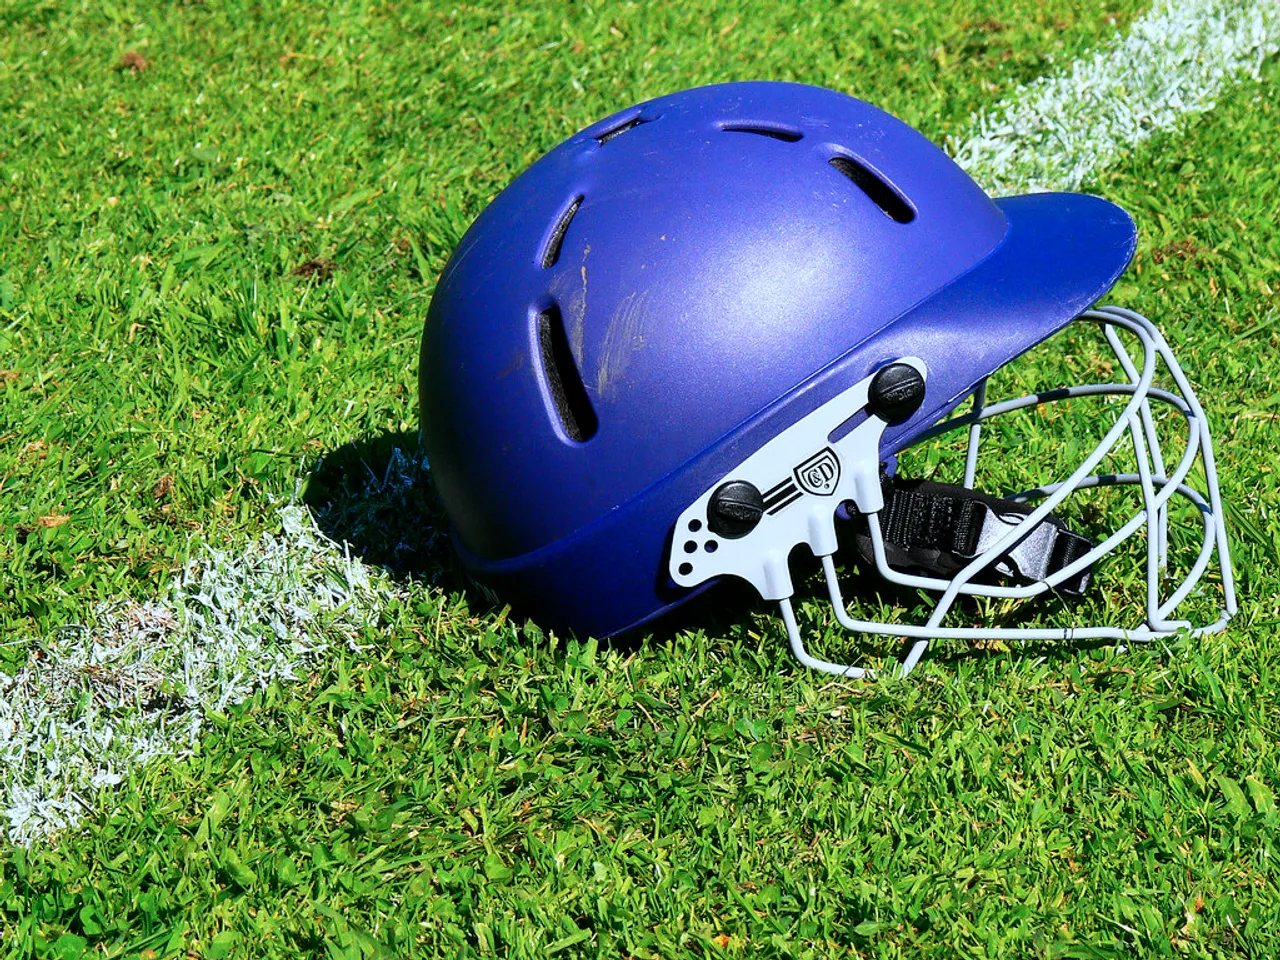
707, 480, 765, 539
868, 363, 926, 424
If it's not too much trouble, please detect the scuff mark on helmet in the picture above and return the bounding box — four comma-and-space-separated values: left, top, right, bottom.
596, 289, 648, 399
571, 246, 590, 367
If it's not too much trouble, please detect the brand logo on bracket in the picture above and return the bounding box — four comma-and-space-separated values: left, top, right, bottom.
793, 448, 841, 496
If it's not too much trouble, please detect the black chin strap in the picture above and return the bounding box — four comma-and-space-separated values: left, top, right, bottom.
851, 476, 1095, 598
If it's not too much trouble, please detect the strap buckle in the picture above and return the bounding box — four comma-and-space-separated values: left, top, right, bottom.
853, 476, 1095, 598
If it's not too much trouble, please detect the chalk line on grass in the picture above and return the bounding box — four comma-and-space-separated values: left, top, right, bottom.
5, 0, 1280, 846
952, 0, 1280, 195
0, 460, 418, 845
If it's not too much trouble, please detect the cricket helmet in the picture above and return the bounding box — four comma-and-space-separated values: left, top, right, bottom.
420, 82, 1234, 676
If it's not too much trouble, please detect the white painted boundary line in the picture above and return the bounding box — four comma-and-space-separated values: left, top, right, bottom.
952, 0, 1280, 195
0, 451, 419, 845
4, 3, 1279, 845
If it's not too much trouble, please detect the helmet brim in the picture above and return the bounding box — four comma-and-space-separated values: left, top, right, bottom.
877, 190, 1138, 453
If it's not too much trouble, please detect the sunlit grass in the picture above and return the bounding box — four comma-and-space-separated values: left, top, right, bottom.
1, 0, 1278, 956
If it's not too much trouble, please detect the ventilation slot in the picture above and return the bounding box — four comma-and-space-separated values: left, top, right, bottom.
537, 305, 598, 442
541, 195, 582, 269
828, 156, 916, 224
595, 114, 651, 145
721, 123, 803, 142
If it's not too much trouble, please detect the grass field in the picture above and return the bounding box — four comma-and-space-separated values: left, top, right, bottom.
3, 0, 1280, 956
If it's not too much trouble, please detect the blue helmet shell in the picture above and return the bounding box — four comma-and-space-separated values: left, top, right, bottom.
420, 81, 1136, 638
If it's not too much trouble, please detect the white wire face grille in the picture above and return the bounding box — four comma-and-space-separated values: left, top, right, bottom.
673, 307, 1237, 679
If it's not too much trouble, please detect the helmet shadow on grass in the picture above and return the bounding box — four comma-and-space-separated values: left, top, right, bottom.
298, 430, 784, 658
300, 431, 1116, 672
301, 430, 456, 583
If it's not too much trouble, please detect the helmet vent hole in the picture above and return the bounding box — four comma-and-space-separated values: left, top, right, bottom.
541, 195, 583, 269
828, 156, 916, 224
537, 305, 598, 443
595, 114, 652, 145
721, 123, 803, 142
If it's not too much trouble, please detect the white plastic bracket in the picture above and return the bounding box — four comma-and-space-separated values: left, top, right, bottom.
668, 358, 927, 600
